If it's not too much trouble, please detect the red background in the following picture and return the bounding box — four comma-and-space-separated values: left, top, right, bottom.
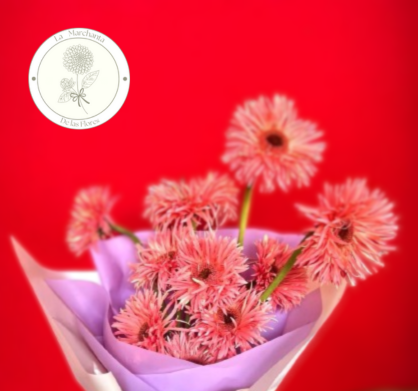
0, 0, 417, 390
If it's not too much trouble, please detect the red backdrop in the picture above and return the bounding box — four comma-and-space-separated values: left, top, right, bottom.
1, 0, 417, 390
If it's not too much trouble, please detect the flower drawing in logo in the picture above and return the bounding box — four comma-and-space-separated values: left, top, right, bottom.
60, 78, 75, 90
58, 44, 99, 114
63, 45, 94, 74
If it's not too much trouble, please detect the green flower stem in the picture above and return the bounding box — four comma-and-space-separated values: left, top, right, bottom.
108, 222, 141, 245
238, 186, 253, 247
260, 232, 313, 302
260, 247, 303, 302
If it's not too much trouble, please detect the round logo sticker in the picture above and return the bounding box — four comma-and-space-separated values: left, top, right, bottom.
29, 28, 130, 129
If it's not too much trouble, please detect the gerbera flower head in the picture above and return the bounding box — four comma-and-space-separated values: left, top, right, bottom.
113, 289, 177, 353
169, 233, 248, 311
165, 332, 215, 365
66, 186, 115, 256
144, 172, 238, 231
297, 178, 398, 285
130, 231, 180, 292
192, 289, 274, 361
191, 172, 239, 227
253, 236, 309, 311
222, 95, 325, 193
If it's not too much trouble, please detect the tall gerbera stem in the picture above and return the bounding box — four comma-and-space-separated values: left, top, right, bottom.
108, 222, 141, 245
238, 186, 253, 247
260, 247, 302, 302
260, 232, 312, 302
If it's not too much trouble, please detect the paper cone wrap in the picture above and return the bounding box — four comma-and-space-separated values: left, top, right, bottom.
12, 229, 346, 391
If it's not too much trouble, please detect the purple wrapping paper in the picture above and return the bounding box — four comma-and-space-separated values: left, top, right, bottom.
47, 229, 322, 391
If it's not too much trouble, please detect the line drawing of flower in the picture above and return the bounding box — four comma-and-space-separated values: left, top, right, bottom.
60, 78, 75, 90
58, 44, 100, 115
64, 45, 94, 75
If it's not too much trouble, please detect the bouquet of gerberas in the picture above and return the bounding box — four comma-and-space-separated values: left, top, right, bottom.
14, 95, 398, 391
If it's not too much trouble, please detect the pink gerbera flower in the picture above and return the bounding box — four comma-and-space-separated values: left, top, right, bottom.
222, 95, 325, 192
191, 173, 239, 227
144, 172, 238, 231
130, 232, 179, 292
66, 186, 115, 256
113, 289, 178, 353
165, 332, 215, 365
169, 233, 248, 310
297, 179, 398, 285
253, 236, 308, 311
192, 289, 274, 361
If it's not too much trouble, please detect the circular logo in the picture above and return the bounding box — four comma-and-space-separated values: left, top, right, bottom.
29, 28, 130, 129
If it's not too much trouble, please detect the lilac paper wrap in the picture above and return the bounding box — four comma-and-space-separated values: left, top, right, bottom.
46, 229, 323, 391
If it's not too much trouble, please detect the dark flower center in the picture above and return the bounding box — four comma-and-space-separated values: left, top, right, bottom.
198, 268, 212, 280
138, 323, 149, 341
271, 263, 279, 274
218, 308, 240, 330
338, 223, 354, 242
167, 251, 176, 259
223, 312, 235, 324
266, 134, 284, 147
97, 226, 105, 238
